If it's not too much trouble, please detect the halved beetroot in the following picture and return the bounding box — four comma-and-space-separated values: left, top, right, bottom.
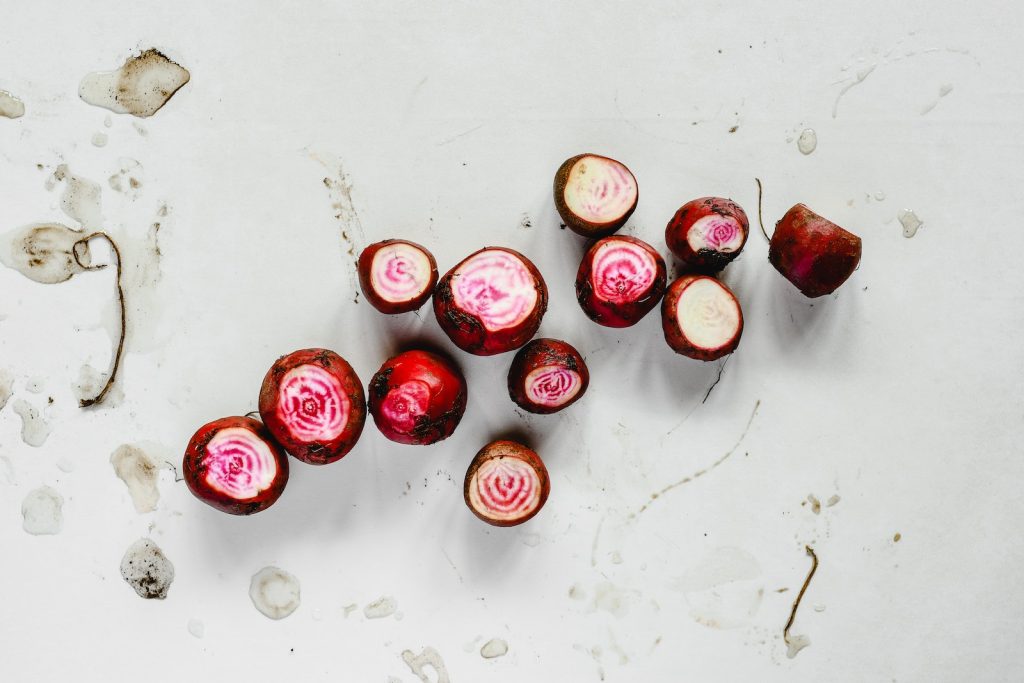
554, 154, 638, 238
665, 197, 749, 272
464, 440, 550, 527
576, 235, 667, 328
258, 348, 366, 465
769, 204, 862, 298
183, 416, 289, 515
433, 247, 548, 355
368, 349, 467, 445
661, 275, 743, 361
507, 338, 589, 414
357, 239, 438, 314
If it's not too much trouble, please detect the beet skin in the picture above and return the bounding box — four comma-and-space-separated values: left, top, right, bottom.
368, 349, 468, 445
769, 204, 862, 298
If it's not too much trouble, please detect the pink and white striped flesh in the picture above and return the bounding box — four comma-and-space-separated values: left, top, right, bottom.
202, 427, 280, 500
451, 250, 538, 332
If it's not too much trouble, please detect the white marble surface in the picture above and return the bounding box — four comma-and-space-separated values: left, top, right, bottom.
1, 1, 1021, 681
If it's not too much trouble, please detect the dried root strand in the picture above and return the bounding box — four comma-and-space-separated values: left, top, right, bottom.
72, 232, 125, 408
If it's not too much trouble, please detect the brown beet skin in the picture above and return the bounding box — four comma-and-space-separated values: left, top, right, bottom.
507, 338, 590, 414
661, 275, 744, 361
368, 349, 468, 445
433, 247, 548, 356
576, 235, 667, 328
464, 440, 550, 527
769, 204, 862, 298
258, 348, 367, 465
553, 153, 638, 238
357, 239, 438, 314
183, 416, 289, 515
665, 197, 749, 272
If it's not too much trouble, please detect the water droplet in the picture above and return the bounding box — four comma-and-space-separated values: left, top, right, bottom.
797, 129, 818, 155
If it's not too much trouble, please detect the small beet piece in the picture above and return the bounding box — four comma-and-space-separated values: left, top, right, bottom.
368, 350, 467, 445
554, 153, 638, 238
464, 440, 550, 527
258, 348, 366, 465
433, 247, 548, 355
769, 204, 862, 298
357, 239, 438, 314
183, 416, 289, 515
507, 338, 589, 414
665, 197, 749, 272
661, 275, 743, 361
576, 235, 667, 328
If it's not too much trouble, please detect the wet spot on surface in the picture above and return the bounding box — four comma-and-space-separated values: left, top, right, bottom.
47, 165, 103, 229
187, 618, 205, 638
0, 368, 13, 409
672, 547, 763, 629
22, 486, 64, 535
797, 128, 817, 155
79, 49, 190, 118
898, 209, 924, 238
480, 638, 509, 659
250, 566, 301, 620
13, 399, 51, 447
0, 223, 89, 284
110, 443, 171, 513
120, 538, 174, 599
401, 647, 450, 683
0, 90, 25, 118
363, 595, 398, 619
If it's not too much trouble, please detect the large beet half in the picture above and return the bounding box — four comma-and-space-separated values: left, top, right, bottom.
576, 235, 666, 328
661, 275, 743, 361
769, 204, 862, 298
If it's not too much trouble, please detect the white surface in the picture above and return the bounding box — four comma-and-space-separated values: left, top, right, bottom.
0, 1, 1022, 681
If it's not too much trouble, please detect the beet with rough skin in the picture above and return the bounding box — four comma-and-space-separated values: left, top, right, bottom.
357, 239, 438, 314
507, 338, 589, 414
661, 275, 743, 361
258, 348, 366, 465
464, 440, 550, 527
368, 349, 467, 445
554, 153, 638, 238
665, 197, 749, 272
769, 204, 862, 298
183, 416, 289, 515
576, 235, 667, 328
433, 247, 548, 355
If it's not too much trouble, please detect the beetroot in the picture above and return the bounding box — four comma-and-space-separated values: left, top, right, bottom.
433, 247, 548, 355
357, 239, 438, 314
661, 275, 743, 361
368, 350, 467, 445
576, 235, 667, 328
464, 440, 550, 527
769, 204, 862, 298
258, 348, 366, 465
553, 153, 638, 238
183, 416, 289, 515
665, 197, 749, 272
507, 338, 589, 414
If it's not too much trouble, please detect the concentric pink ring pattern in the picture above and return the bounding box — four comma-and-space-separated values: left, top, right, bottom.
381, 380, 431, 433
590, 241, 656, 304
276, 365, 350, 442
371, 245, 429, 302
472, 458, 540, 519
452, 251, 538, 331
525, 367, 581, 407
203, 427, 277, 499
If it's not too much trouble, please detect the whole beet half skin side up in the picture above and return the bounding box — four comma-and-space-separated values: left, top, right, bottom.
258, 348, 367, 465
769, 204, 862, 298
507, 338, 590, 415
464, 440, 551, 527
368, 349, 468, 445
665, 196, 750, 272
433, 246, 548, 356
661, 274, 744, 361
357, 239, 438, 314
553, 153, 639, 238
183, 416, 290, 515
576, 235, 667, 328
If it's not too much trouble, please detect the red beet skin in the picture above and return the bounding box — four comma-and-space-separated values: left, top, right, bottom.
357, 239, 438, 314
258, 348, 367, 465
665, 197, 749, 272
464, 440, 550, 527
661, 275, 744, 361
507, 338, 589, 415
368, 350, 468, 445
769, 204, 862, 298
183, 416, 290, 515
433, 247, 548, 355
576, 235, 667, 328
553, 153, 639, 238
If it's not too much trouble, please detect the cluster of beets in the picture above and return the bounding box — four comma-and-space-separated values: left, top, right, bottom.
183, 153, 862, 527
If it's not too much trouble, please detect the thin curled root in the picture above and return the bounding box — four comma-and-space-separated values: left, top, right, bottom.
71, 232, 125, 408
755, 178, 770, 242
783, 545, 819, 647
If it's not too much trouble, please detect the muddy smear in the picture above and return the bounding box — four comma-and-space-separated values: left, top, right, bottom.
893, 532, 902, 543
188, 618, 205, 638
46, 165, 103, 229
786, 634, 811, 658
401, 647, 450, 683
22, 486, 64, 535
826, 494, 841, 507
0, 90, 25, 118
673, 547, 763, 629
807, 494, 822, 515
72, 364, 122, 406
111, 443, 172, 513
79, 49, 190, 118
796, 128, 817, 155
480, 638, 509, 659
592, 582, 636, 618
91, 132, 109, 148
0, 223, 89, 284
568, 583, 587, 601
0, 367, 13, 409
249, 566, 301, 620
120, 538, 174, 599
13, 399, 51, 447
108, 158, 143, 196
898, 209, 923, 238
363, 595, 398, 619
